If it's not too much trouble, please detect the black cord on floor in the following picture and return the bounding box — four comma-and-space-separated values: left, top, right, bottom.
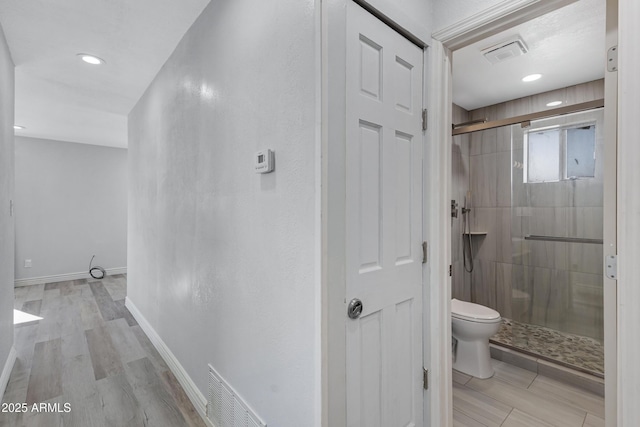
89, 255, 106, 279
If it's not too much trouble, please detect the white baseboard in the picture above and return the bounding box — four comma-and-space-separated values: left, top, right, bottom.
125, 297, 214, 427
0, 346, 17, 400
14, 267, 127, 287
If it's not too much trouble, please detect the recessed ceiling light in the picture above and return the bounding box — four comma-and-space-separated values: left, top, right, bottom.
522, 73, 542, 82
78, 54, 105, 65
546, 101, 563, 107
13, 125, 25, 130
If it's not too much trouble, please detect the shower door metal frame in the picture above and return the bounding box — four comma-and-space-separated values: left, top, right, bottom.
451, 99, 605, 136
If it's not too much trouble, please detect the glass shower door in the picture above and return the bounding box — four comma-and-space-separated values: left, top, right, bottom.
509, 108, 605, 376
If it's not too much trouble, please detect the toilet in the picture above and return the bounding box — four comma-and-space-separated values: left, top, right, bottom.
451, 298, 501, 379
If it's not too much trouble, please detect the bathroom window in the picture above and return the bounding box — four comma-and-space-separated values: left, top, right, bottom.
526, 128, 561, 182
565, 125, 596, 179
524, 123, 596, 183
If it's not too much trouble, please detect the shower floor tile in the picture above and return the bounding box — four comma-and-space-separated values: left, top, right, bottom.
491, 318, 604, 376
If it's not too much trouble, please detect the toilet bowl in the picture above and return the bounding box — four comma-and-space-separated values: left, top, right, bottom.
451, 298, 501, 379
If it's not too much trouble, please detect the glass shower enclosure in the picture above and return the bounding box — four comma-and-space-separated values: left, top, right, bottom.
507, 108, 604, 376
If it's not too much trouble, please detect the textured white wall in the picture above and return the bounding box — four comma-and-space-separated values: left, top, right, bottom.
14, 136, 127, 280
0, 24, 14, 378
128, 0, 318, 426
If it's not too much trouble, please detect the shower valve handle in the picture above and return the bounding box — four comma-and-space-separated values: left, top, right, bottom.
451, 200, 459, 218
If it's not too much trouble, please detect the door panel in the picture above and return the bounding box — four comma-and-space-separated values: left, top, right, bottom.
359, 36, 383, 100
346, 3, 424, 426
357, 120, 383, 272
394, 131, 414, 264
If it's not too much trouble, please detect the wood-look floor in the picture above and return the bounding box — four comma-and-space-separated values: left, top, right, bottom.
453, 360, 605, 427
1, 275, 206, 427
3, 275, 605, 427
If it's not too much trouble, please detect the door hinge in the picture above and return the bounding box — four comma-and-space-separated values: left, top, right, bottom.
422, 241, 427, 264
423, 368, 429, 390
449, 265, 452, 277
607, 45, 618, 72
605, 255, 617, 280
422, 109, 428, 131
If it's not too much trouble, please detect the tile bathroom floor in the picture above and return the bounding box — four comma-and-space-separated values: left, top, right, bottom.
453, 360, 605, 427
491, 318, 604, 376
0, 275, 205, 427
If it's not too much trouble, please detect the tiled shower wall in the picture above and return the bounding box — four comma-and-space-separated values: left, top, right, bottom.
451, 104, 471, 300
451, 79, 605, 342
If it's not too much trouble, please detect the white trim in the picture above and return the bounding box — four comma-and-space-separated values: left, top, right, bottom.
433, 0, 579, 51
322, 1, 348, 426
602, 0, 618, 425
617, 1, 639, 425
313, 0, 323, 426
125, 297, 214, 427
425, 40, 453, 427
0, 346, 17, 401
433, 0, 538, 41
14, 267, 127, 287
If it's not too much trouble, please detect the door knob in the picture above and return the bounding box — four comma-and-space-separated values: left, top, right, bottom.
347, 298, 363, 319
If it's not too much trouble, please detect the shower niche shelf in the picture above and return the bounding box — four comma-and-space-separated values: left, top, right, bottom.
463, 231, 487, 236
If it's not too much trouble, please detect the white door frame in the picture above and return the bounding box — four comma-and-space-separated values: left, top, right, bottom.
429, 0, 618, 426
602, 0, 617, 424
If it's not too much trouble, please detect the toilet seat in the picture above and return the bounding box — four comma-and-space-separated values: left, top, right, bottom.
451, 298, 500, 323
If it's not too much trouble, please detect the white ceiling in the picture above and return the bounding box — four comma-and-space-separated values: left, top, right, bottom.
0, 0, 606, 145
452, 0, 606, 111
0, 0, 210, 148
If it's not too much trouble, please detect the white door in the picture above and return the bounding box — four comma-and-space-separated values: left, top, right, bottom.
345, 3, 424, 426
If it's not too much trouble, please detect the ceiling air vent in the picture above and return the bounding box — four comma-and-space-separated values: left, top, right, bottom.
481, 36, 528, 64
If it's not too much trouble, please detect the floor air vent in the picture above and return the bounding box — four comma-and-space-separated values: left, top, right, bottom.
208, 364, 266, 427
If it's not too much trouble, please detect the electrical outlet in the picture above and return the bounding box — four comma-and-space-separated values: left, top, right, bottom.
24, 259, 32, 268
